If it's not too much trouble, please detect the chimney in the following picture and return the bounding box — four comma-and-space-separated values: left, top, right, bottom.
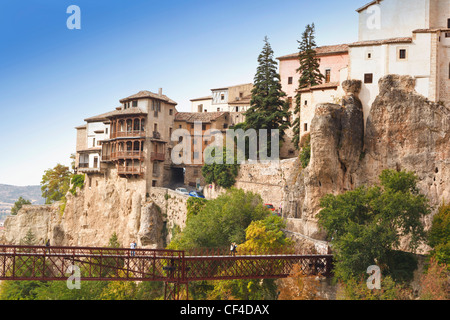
158, 88, 163, 96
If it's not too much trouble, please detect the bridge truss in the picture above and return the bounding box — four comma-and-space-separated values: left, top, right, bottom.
0, 245, 333, 300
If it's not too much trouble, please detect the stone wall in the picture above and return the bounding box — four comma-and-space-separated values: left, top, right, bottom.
1, 168, 189, 250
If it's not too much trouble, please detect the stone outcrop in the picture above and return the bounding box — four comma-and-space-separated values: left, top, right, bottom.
2, 75, 448, 254
2, 171, 188, 249
286, 75, 449, 250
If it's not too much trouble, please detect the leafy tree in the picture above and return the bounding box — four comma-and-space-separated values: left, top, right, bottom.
292, 23, 324, 150
20, 229, 37, 246
11, 196, 32, 215
277, 264, 322, 300
299, 133, 311, 168
337, 275, 413, 300
428, 203, 450, 268
244, 36, 290, 156
207, 215, 291, 300
69, 174, 85, 195
419, 258, 449, 300
202, 146, 239, 189
108, 232, 121, 248
318, 169, 430, 283
238, 215, 293, 253
186, 196, 208, 218
168, 188, 268, 250
41, 164, 72, 204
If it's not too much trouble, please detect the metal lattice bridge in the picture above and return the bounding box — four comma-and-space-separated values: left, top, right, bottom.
0, 245, 333, 299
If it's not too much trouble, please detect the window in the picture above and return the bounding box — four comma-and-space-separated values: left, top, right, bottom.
169, 109, 173, 116
197, 105, 202, 112
193, 152, 199, 159
239, 92, 244, 98
325, 69, 331, 83
304, 123, 308, 132
221, 94, 225, 101
364, 73, 373, 84
288, 77, 293, 85
132, 100, 138, 107
304, 100, 308, 106
93, 138, 96, 147
448, 18, 450, 28
399, 49, 407, 60
367, 52, 372, 59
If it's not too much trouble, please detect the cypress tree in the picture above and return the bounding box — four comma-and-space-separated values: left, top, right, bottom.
244, 36, 290, 158
292, 23, 324, 150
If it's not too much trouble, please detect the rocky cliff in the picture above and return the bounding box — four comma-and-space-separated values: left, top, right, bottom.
286, 75, 450, 253
2, 75, 448, 252
2, 170, 188, 249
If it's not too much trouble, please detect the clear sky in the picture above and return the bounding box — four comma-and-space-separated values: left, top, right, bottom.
0, 0, 365, 186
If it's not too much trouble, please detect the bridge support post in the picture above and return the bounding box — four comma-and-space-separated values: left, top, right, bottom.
164, 281, 189, 300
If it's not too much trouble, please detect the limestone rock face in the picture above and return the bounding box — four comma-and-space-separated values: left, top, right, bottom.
360, 75, 450, 228
286, 75, 449, 248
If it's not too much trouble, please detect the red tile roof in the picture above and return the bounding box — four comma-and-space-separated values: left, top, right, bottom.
277, 44, 349, 60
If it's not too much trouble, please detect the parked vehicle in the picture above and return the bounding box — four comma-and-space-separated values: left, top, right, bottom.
189, 191, 205, 198
175, 187, 189, 195
265, 204, 275, 211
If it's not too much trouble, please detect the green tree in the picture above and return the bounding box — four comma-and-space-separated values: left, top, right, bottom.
168, 188, 268, 250
41, 164, 72, 204
208, 215, 292, 300
318, 169, 430, 283
292, 23, 324, 150
428, 203, 450, 268
11, 196, 32, 215
202, 146, 239, 189
244, 36, 290, 156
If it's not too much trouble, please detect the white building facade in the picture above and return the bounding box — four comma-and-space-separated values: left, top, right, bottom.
350, 0, 450, 122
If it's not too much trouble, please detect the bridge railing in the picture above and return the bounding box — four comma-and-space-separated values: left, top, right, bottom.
185, 246, 298, 257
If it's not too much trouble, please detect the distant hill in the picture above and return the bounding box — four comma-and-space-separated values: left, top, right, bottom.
0, 184, 45, 205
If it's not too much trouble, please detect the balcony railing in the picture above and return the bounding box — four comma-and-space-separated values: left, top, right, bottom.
151, 152, 165, 162
78, 163, 89, 168
117, 166, 144, 175
111, 151, 145, 160
111, 130, 146, 139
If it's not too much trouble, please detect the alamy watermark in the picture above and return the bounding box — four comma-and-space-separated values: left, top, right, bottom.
66, 264, 81, 290
366, 265, 381, 290
67, 5, 81, 30
170, 123, 280, 165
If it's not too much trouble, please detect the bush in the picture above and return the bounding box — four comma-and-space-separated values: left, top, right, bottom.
69, 174, 85, 195
299, 134, 311, 168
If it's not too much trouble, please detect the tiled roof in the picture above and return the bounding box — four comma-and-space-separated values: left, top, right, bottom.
104, 107, 147, 118
210, 83, 253, 91
119, 90, 177, 105
277, 44, 349, 60
297, 82, 339, 93
413, 28, 450, 33
356, 0, 383, 13
84, 110, 118, 122
175, 112, 227, 123
190, 96, 213, 102
348, 37, 412, 47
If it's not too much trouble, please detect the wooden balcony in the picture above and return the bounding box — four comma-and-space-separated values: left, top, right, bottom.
151, 152, 165, 162
117, 165, 144, 176
111, 151, 145, 160
111, 130, 146, 139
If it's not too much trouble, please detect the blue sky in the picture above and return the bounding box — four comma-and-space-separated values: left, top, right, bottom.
0, 0, 364, 186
